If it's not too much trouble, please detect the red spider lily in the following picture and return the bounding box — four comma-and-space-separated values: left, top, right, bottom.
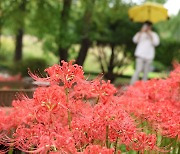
71, 79, 117, 105
13, 123, 77, 154
71, 100, 158, 152
119, 65, 180, 141
82, 145, 115, 154
90, 79, 117, 104
0, 110, 6, 131
29, 60, 84, 88
128, 132, 157, 151
0, 61, 179, 154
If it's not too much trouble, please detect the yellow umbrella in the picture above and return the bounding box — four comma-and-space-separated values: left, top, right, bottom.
128, 2, 169, 23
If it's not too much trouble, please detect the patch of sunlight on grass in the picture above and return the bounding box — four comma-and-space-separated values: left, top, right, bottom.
44, 52, 59, 66
1, 36, 15, 51
83, 48, 102, 73
1, 35, 59, 67
122, 64, 168, 79
23, 35, 58, 65
23, 35, 44, 58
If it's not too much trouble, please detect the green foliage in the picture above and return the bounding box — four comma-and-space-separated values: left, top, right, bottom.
154, 13, 180, 70
155, 38, 180, 68
11, 57, 49, 77
1, 0, 180, 76
1, 0, 29, 34
156, 12, 180, 42
91, 0, 141, 51
88, 0, 141, 80
0, 37, 14, 61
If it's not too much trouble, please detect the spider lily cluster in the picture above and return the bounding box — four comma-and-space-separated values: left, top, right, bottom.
0, 61, 179, 154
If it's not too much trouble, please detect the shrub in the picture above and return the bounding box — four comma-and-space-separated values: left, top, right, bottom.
10, 57, 49, 77
0, 37, 14, 61
155, 38, 180, 69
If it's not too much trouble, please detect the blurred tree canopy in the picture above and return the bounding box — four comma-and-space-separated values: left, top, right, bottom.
0, 0, 180, 79
155, 12, 180, 68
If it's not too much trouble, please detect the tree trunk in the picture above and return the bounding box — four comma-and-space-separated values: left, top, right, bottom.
58, 0, 72, 62
0, 28, 1, 51
76, 38, 91, 66
75, 0, 96, 66
14, 29, 23, 61
105, 45, 115, 82
14, 0, 26, 62
58, 47, 68, 62
0, 2, 2, 51
108, 45, 115, 74
0, 20, 2, 51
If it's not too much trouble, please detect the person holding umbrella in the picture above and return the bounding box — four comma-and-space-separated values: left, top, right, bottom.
130, 21, 159, 85
128, 2, 168, 85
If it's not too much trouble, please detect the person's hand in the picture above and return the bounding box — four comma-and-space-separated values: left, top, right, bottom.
136, 31, 143, 42
147, 30, 153, 41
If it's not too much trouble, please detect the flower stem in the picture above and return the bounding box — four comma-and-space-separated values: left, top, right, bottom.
68, 110, 72, 131
114, 137, 118, 154
8, 148, 13, 154
96, 96, 99, 104
65, 88, 71, 130
65, 88, 69, 102
173, 136, 179, 154
106, 125, 110, 148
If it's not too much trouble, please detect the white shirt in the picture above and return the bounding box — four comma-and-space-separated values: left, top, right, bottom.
133, 31, 160, 60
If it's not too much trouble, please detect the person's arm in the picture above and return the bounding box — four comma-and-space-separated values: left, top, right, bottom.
133, 32, 142, 44
147, 31, 160, 46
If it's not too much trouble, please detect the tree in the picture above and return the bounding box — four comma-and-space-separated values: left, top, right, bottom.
0, 3, 3, 50
156, 12, 180, 42
154, 12, 180, 68
1, 0, 29, 61
76, 0, 96, 66
26, 0, 62, 54
14, 0, 27, 61
28, 0, 74, 62
155, 39, 180, 68
0, 0, 12, 54
90, 0, 140, 81
57, 0, 72, 62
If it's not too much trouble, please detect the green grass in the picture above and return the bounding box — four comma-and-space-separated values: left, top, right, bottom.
83, 49, 102, 73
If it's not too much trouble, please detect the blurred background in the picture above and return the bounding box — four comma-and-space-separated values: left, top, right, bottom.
0, 0, 180, 85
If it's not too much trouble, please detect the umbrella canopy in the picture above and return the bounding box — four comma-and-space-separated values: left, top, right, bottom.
128, 2, 169, 23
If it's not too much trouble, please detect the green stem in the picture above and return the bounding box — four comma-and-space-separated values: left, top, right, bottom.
65, 88, 71, 130
176, 142, 180, 154
106, 125, 110, 148
8, 148, 13, 154
173, 136, 179, 154
65, 88, 69, 102
96, 96, 99, 104
114, 137, 118, 154
68, 110, 72, 131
